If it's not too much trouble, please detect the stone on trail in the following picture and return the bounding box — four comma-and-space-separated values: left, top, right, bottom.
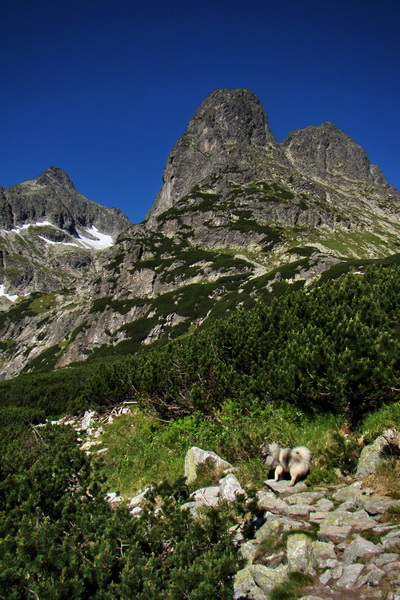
219, 473, 245, 501
264, 479, 308, 494
342, 535, 380, 565
286, 533, 315, 575
184, 447, 232, 484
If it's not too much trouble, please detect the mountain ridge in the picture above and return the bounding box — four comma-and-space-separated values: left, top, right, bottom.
1, 88, 400, 379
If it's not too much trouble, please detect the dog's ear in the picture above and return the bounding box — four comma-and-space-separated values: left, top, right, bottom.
259, 442, 270, 459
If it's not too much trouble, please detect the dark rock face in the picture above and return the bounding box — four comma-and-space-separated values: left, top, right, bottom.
147, 89, 282, 222
147, 88, 400, 237
282, 122, 380, 184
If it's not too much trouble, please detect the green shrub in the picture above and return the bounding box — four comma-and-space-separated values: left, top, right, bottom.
0, 427, 241, 599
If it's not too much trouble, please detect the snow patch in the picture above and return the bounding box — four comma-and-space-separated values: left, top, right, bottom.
2, 222, 113, 250
10, 220, 53, 233
78, 226, 113, 249
0, 284, 19, 303
38, 236, 79, 247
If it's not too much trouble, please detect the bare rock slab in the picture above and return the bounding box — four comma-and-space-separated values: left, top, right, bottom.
318, 525, 352, 543
265, 479, 308, 494
342, 535, 380, 565
335, 563, 365, 588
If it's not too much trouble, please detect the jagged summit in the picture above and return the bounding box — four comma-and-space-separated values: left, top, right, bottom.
36, 166, 77, 190
187, 88, 276, 148
147, 88, 400, 229
0, 167, 130, 235
146, 88, 281, 222
282, 122, 381, 184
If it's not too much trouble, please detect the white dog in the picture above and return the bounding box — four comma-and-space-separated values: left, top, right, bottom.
259, 442, 311, 486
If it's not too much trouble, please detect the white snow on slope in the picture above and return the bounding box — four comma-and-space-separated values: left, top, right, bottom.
2, 222, 114, 250
0, 285, 18, 302
10, 221, 53, 233
78, 226, 113, 249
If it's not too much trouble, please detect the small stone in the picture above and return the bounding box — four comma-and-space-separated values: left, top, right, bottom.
355, 565, 385, 588
383, 561, 400, 573
335, 563, 365, 588
191, 485, 220, 506
80, 410, 97, 430
257, 490, 289, 512
184, 447, 232, 484
337, 500, 360, 511
320, 509, 378, 531
356, 428, 399, 477
255, 512, 308, 542
309, 511, 330, 523
286, 491, 326, 505
181, 501, 202, 517
129, 488, 151, 509
362, 496, 400, 515
342, 535, 380, 565
96, 447, 108, 455
330, 564, 344, 580
319, 569, 334, 585
381, 529, 400, 550
311, 540, 338, 570
251, 564, 289, 594
233, 566, 268, 600
332, 482, 364, 503
233, 564, 288, 600
130, 506, 142, 516
265, 479, 308, 494
286, 504, 314, 517
318, 525, 352, 543
374, 552, 399, 567
313, 498, 334, 512
240, 541, 258, 564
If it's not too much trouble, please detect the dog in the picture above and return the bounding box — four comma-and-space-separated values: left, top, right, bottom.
259, 442, 311, 486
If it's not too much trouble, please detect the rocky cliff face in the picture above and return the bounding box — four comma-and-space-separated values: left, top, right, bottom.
2, 89, 400, 379
0, 166, 129, 235
0, 167, 131, 298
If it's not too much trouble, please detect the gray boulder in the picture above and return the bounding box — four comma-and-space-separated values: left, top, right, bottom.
356, 428, 399, 477
219, 474, 245, 502
286, 533, 314, 575
184, 447, 232, 484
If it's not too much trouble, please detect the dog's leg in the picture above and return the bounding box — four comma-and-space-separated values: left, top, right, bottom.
274, 465, 284, 481
288, 473, 297, 487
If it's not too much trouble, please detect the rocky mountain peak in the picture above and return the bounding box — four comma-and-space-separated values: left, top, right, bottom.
186, 88, 276, 149
146, 89, 279, 222
36, 166, 77, 191
281, 121, 381, 184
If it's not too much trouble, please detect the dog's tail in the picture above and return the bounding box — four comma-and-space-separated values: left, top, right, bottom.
291, 446, 311, 468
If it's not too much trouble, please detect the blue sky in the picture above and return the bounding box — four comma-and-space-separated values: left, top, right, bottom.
1, 0, 399, 224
